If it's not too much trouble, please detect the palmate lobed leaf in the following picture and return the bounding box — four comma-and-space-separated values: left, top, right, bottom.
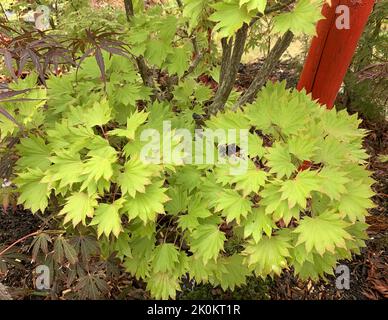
90, 198, 125, 238
16, 168, 50, 213
59, 192, 98, 227
16, 136, 51, 171
239, 0, 267, 13
118, 156, 161, 198
109, 110, 149, 140
242, 234, 291, 277
151, 243, 180, 273
265, 143, 296, 179
211, 254, 250, 291
122, 181, 170, 223
213, 188, 252, 223
209, 0, 255, 38
190, 224, 226, 264
243, 207, 276, 243
294, 211, 353, 255
273, 0, 324, 35
280, 170, 321, 209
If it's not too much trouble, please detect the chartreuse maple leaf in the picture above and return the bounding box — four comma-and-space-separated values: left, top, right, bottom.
230, 161, 267, 196
151, 243, 180, 273
90, 198, 125, 238
16, 168, 51, 213
272, 98, 308, 137
174, 166, 203, 192
272, 201, 301, 225
118, 156, 161, 198
190, 224, 226, 264
317, 167, 350, 200
16, 136, 51, 170
247, 133, 266, 158
183, 0, 207, 29
206, 108, 250, 131
178, 193, 211, 231
293, 251, 338, 281
273, 0, 323, 35
68, 98, 112, 127
211, 255, 250, 291
82, 145, 117, 183
242, 234, 291, 277
113, 232, 133, 259
188, 193, 212, 218
344, 222, 369, 254
59, 192, 98, 227
245, 81, 286, 132
336, 180, 374, 222
260, 182, 302, 225
188, 256, 219, 283
124, 235, 155, 279
145, 39, 172, 67
280, 170, 320, 209
265, 143, 296, 179
239, 0, 267, 13
165, 186, 189, 215
109, 110, 149, 140
166, 44, 191, 77
209, 0, 254, 38
260, 182, 283, 214
243, 208, 276, 243
146, 272, 181, 300
122, 181, 169, 223
294, 211, 353, 255
213, 189, 252, 223
287, 135, 317, 160
42, 151, 84, 189
312, 136, 346, 166
320, 108, 365, 142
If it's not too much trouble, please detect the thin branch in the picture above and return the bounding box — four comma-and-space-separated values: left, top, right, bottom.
136, 56, 155, 88
219, 37, 233, 86
123, 0, 134, 19
209, 23, 249, 114
234, 30, 294, 109
0, 231, 39, 257
0, 3, 9, 22
207, 0, 295, 114
181, 52, 203, 80
0, 229, 65, 258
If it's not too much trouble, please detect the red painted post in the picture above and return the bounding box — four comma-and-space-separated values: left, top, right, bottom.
297, 0, 375, 109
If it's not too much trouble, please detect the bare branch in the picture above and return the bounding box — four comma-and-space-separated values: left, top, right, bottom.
234, 30, 294, 109
182, 52, 203, 80
124, 0, 134, 19
219, 37, 233, 86
209, 23, 249, 114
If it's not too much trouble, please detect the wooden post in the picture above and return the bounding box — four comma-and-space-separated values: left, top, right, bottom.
297, 0, 375, 109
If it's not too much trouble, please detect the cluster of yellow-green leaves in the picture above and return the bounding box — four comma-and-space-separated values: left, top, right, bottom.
1, 0, 373, 300
7, 66, 374, 299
